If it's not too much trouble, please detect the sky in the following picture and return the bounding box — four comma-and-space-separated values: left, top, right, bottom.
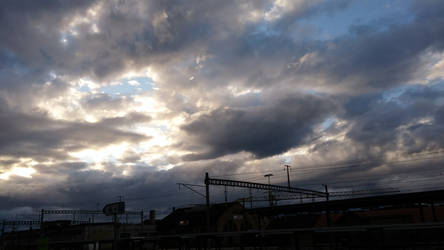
1, 0, 444, 219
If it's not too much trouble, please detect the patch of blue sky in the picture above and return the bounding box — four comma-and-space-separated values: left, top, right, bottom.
0, 49, 29, 76
431, 80, 444, 91
303, 89, 318, 95
382, 85, 420, 106
297, 0, 413, 40
78, 85, 91, 93
100, 76, 154, 97
249, 21, 280, 37
150, 124, 169, 133
320, 116, 336, 130
279, 156, 292, 164
382, 81, 444, 106
382, 86, 408, 102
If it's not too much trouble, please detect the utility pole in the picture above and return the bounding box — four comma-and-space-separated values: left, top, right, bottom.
205, 172, 211, 232
264, 174, 273, 206
323, 184, 331, 227
140, 210, 144, 233
40, 209, 44, 226
284, 165, 291, 188
324, 185, 329, 201
205, 173, 210, 207
249, 188, 253, 208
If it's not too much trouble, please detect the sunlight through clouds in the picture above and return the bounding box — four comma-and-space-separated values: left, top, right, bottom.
0, 158, 38, 180
0, 167, 36, 180
69, 143, 129, 164
1, 0, 444, 214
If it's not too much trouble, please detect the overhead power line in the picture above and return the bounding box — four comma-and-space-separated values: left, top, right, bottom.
211, 150, 444, 181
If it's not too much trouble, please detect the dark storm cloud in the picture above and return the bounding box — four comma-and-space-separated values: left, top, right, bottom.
287, 0, 444, 93
185, 0, 444, 94
0, 0, 94, 70
338, 84, 444, 159
182, 94, 337, 160
288, 83, 444, 192
51, 158, 241, 210
63, 0, 284, 81
0, 65, 68, 107
0, 106, 150, 162
0, 0, 270, 81
0, 0, 351, 87
312, 23, 444, 91
1, 0, 443, 95
34, 162, 88, 176
0, 158, 243, 214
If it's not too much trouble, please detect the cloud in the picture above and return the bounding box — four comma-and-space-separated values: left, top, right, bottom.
97, 112, 151, 127
344, 84, 444, 154
289, 1, 444, 93
182, 94, 338, 160
1, 0, 444, 216
0, 157, 247, 216
0, 0, 94, 71
0, 104, 150, 162
164, 0, 444, 95
2, 0, 444, 96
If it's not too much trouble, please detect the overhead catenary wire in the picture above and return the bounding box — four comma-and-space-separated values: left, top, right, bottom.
241, 152, 444, 183
211, 164, 444, 199
36, 150, 444, 212
211, 150, 444, 185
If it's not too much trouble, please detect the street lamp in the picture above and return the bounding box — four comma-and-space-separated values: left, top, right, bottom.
264, 174, 273, 185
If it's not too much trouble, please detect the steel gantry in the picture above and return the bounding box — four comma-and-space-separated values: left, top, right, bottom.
204, 172, 327, 201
